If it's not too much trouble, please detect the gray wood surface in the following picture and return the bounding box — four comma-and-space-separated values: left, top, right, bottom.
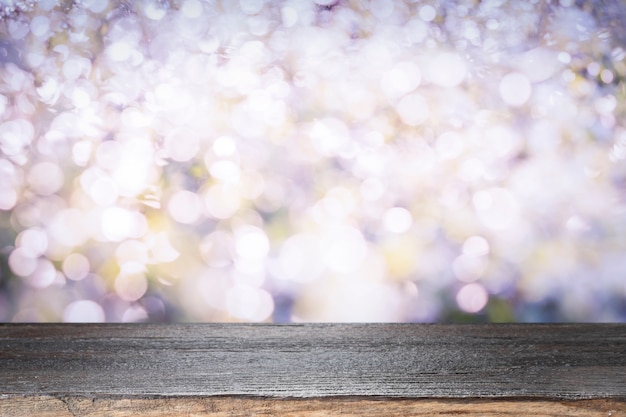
0, 324, 624, 399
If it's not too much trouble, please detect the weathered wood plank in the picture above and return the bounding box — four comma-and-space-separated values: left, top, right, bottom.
0, 324, 624, 398
0, 324, 624, 415
0, 396, 624, 417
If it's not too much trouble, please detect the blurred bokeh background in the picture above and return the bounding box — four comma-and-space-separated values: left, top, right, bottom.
1, 0, 625, 322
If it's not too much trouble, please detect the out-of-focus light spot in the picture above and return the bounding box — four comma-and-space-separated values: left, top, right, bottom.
309, 117, 351, 157
199, 38, 220, 54
360, 178, 385, 201
0, 187, 18, 211
27, 161, 64, 196
144, 2, 167, 20
145, 298, 166, 318
241, 171, 265, 201
324, 226, 367, 274
557, 51, 571, 64
383, 207, 413, 234
36, 78, 60, 105
107, 41, 133, 62
18, 93, 36, 115
519, 48, 558, 82
164, 130, 200, 162
0, 94, 7, 114
435, 131, 464, 160
63, 300, 105, 323
8, 19, 29, 39
96, 141, 122, 170
0, 119, 34, 156
30, 15, 49, 38
612, 47, 626, 61
239, 40, 270, 64
403, 18, 428, 44
313, 187, 356, 222
86, 174, 119, 207
167, 190, 203, 224
382, 236, 421, 278
62, 253, 90, 281
561, 69, 576, 83
315, 282, 402, 322
101, 207, 146, 242
83, 0, 109, 13
72, 141, 93, 167
216, 64, 259, 91
456, 283, 488, 313
11, 309, 41, 322
235, 225, 270, 261
463, 21, 480, 42
16, 227, 48, 258
587, 62, 600, 77
115, 262, 148, 302
240, 0, 264, 15
42, 105, 79, 143
210, 160, 241, 183
121, 107, 152, 129
600, 69, 614, 84
452, 254, 487, 282
147, 232, 180, 263
122, 305, 149, 322
499, 72, 531, 107
234, 258, 266, 286
396, 93, 429, 126
419, 5, 436, 22
182, 0, 203, 18
63, 57, 91, 81
370, 0, 394, 19
116, 240, 149, 265
226, 284, 274, 321
439, 184, 467, 209
403, 280, 419, 298
24, 258, 56, 289
197, 269, 229, 309
204, 183, 241, 219
381, 62, 421, 98
472, 187, 520, 230
276, 233, 324, 283
354, 149, 386, 178
245, 89, 287, 128
458, 158, 485, 182
428, 53, 467, 88
484, 124, 522, 158
213, 136, 237, 157
462, 235, 490, 257
199, 231, 233, 267
281, 6, 298, 27
111, 139, 156, 197
595, 95, 616, 115
527, 120, 561, 153
566, 215, 590, 233
8, 248, 38, 277
48, 208, 89, 248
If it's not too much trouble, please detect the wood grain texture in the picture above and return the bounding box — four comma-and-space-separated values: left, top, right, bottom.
0, 396, 624, 417
0, 324, 624, 415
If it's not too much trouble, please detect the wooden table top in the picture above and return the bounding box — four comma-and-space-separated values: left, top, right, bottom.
1, 323, 624, 416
